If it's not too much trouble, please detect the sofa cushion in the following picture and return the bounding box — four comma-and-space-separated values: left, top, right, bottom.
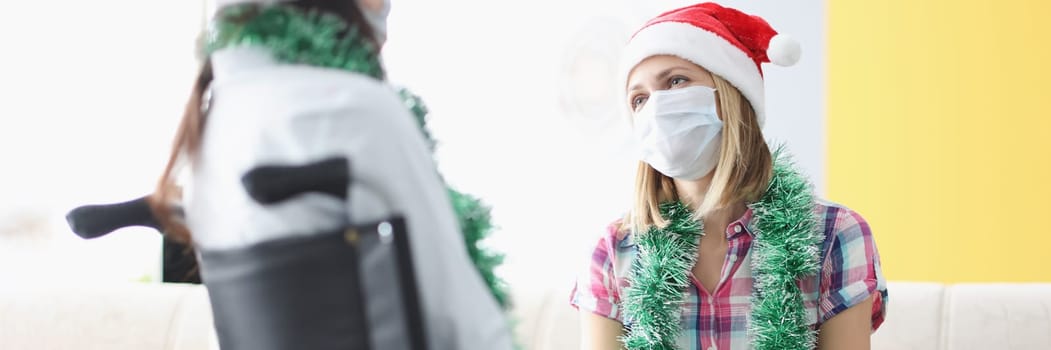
944, 283, 1051, 350
871, 282, 945, 350
0, 283, 216, 350
538, 281, 950, 350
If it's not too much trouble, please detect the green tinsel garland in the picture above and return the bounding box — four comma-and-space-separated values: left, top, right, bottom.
621, 201, 703, 349
747, 148, 823, 350
397, 88, 437, 152
400, 87, 519, 347
397, 88, 512, 310
204, 3, 383, 80
621, 148, 823, 350
447, 188, 511, 308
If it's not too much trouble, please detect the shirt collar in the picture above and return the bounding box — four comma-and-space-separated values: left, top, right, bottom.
621, 207, 755, 248
725, 207, 754, 240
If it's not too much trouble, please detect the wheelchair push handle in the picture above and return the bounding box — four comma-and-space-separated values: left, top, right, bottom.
241, 157, 350, 205
65, 195, 178, 239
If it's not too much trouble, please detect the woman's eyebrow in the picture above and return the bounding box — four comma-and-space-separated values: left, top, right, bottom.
628, 66, 693, 91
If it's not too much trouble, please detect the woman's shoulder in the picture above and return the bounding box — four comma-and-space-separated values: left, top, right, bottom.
232, 67, 418, 138
810, 199, 888, 328
281, 66, 404, 111
811, 199, 881, 277
579, 218, 639, 284
605, 218, 635, 249
219, 62, 402, 115
812, 199, 872, 241
585, 218, 636, 263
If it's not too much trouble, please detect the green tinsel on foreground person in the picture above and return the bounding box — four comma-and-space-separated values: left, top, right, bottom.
397, 88, 512, 309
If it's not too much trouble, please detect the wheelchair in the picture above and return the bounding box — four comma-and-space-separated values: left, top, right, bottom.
67, 157, 426, 350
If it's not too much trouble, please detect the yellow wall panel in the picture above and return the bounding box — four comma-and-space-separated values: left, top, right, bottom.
828, 0, 1051, 282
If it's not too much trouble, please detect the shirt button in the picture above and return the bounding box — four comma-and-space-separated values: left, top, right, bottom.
733, 224, 742, 233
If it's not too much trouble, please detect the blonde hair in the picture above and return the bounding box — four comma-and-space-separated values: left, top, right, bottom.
626, 74, 772, 233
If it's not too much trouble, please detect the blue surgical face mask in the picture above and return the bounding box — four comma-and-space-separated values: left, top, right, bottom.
632, 85, 723, 180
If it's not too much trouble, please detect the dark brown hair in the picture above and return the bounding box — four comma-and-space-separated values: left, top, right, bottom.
149, 0, 378, 243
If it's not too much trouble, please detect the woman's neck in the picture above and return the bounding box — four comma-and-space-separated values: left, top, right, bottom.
673, 173, 747, 235
673, 173, 713, 210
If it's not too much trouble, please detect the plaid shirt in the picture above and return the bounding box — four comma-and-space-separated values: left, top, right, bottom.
570, 200, 887, 350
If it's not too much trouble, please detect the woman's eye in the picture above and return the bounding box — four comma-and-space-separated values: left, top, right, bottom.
632, 96, 648, 110
670, 76, 688, 86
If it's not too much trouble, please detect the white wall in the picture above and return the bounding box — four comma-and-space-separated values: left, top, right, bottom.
382, 0, 826, 291
0, 1, 204, 284
0, 0, 824, 289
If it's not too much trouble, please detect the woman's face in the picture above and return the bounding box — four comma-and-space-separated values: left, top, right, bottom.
626, 55, 716, 114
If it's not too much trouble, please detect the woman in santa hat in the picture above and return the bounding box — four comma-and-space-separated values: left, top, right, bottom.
147, 0, 513, 348
571, 3, 887, 349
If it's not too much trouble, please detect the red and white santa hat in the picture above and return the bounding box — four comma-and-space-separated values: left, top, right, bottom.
620, 2, 801, 126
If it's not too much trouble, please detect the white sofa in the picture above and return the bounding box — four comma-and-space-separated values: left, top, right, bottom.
513, 282, 1051, 350
2, 282, 1050, 349
0, 283, 218, 350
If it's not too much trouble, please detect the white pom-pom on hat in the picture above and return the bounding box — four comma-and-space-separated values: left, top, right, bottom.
767, 34, 801, 67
